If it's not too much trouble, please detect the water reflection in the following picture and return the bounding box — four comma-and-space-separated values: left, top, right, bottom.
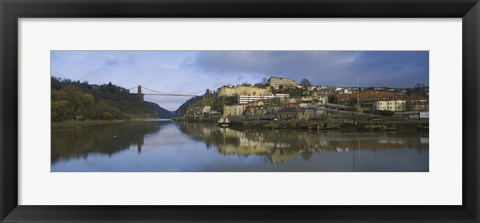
178, 122, 428, 164
51, 121, 162, 164
51, 120, 428, 172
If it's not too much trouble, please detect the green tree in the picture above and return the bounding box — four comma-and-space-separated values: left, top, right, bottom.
327, 93, 336, 103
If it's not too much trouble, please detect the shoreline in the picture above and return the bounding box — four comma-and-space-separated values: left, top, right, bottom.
51, 117, 175, 128
53, 118, 429, 133
174, 117, 429, 132
232, 120, 428, 132
51, 120, 127, 128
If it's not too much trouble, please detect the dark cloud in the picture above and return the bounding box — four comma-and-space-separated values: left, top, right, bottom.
186, 51, 428, 88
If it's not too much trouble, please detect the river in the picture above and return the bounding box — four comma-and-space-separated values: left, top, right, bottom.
51, 120, 429, 172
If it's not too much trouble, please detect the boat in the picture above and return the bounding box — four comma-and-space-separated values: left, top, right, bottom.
217, 116, 231, 127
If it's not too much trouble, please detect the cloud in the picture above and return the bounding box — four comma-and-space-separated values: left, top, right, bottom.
185, 51, 428, 88
104, 55, 135, 66
51, 50, 429, 111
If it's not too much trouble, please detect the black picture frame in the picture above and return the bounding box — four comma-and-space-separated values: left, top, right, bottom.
1, 0, 479, 222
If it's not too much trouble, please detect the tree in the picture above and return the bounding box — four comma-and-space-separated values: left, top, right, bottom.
350, 98, 359, 107
415, 83, 426, 88
327, 93, 336, 103
300, 79, 312, 90
414, 83, 427, 96
50, 76, 172, 121
51, 100, 70, 121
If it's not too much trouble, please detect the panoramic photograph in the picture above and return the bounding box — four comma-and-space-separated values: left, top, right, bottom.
51, 50, 429, 172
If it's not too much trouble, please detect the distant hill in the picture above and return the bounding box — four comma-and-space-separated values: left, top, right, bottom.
51, 77, 172, 121
145, 101, 173, 119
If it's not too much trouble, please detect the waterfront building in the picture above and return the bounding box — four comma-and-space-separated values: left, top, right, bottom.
373, 100, 406, 112
223, 105, 245, 117
208, 110, 221, 118
276, 107, 308, 120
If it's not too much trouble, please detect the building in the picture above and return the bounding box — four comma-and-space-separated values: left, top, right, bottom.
218, 85, 270, 97
238, 94, 289, 104
267, 76, 297, 90
187, 107, 205, 119
374, 100, 406, 112
300, 96, 313, 102
315, 95, 328, 104
336, 92, 395, 106
202, 106, 211, 113
405, 97, 429, 111
223, 105, 245, 117
208, 110, 221, 118
276, 107, 308, 120
285, 98, 299, 108
245, 106, 268, 117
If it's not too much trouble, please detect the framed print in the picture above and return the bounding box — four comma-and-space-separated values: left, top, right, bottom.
1, 0, 479, 222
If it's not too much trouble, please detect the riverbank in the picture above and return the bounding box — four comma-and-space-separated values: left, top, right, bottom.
174, 117, 428, 132
231, 120, 428, 132
51, 118, 172, 128
51, 120, 127, 128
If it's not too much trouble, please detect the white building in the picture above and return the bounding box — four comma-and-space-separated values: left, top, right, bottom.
374, 100, 406, 112
238, 94, 289, 104
202, 106, 211, 113
217, 85, 270, 97
316, 96, 328, 104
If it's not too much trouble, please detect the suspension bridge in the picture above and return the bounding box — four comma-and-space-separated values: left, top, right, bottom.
127, 85, 200, 102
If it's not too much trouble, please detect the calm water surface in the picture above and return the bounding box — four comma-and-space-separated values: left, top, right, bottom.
51, 120, 429, 172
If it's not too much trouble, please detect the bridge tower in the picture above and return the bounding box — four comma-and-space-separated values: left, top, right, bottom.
137, 85, 144, 102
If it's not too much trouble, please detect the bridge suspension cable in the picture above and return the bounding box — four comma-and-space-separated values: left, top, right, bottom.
132, 85, 197, 97
186, 90, 206, 95
141, 86, 168, 94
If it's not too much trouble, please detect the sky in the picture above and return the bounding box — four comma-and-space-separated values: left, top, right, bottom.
51, 51, 429, 111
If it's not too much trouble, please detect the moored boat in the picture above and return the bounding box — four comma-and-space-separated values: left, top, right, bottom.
217, 116, 231, 127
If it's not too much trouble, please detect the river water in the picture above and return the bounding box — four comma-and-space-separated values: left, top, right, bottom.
51, 120, 429, 172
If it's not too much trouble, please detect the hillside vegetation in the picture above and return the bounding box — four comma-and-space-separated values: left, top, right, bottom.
51, 77, 173, 121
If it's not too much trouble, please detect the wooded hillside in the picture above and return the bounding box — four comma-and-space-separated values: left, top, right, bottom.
51, 77, 173, 121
